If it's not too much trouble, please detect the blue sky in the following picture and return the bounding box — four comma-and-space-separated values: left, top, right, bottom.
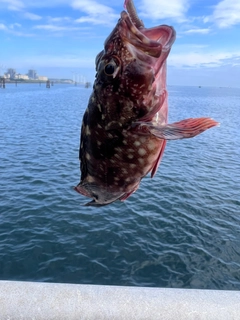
0, 0, 240, 86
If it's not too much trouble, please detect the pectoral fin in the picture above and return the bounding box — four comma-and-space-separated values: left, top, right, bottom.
135, 117, 219, 140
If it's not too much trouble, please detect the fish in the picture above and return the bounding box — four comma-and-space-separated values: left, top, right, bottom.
75, 0, 219, 206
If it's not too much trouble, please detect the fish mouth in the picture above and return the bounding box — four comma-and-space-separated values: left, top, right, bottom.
75, 181, 126, 206
118, 4, 176, 71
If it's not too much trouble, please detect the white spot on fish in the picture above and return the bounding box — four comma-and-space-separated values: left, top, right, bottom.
115, 153, 122, 160
122, 168, 128, 174
85, 125, 91, 136
99, 164, 104, 171
86, 175, 95, 183
138, 148, 147, 156
139, 137, 147, 143
147, 155, 156, 164
134, 141, 141, 147
147, 141, 156, 151
128, 154, 134, 159
86, 153, 91, 160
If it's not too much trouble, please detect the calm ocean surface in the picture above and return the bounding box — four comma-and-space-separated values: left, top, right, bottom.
0, 83, 239, 290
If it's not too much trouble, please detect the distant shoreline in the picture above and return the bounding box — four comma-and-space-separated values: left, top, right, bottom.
3, 80, 74, 84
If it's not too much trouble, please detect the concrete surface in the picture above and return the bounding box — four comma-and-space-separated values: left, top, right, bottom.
0, 280, 240, 319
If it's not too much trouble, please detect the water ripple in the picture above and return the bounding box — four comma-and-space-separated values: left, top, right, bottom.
0, 84, 240, 289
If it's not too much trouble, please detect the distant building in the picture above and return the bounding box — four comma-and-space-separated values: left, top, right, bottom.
2, 68, 49, 81
14, 74, 29, 80
7, 68, 16, 79
37, 76, 48, 81
28, 69, 37, 80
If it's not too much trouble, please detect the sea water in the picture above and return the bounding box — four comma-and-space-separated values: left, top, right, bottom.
0, 83, 239, 289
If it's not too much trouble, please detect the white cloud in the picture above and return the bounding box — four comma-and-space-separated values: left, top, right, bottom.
0, 20, 34, 36
1, 0, 70, 9
33, 24, 82, 32
26, 0, 69, 6
72, 0, 119, 26
9, 22, 21, 29
48, 17, 71, 23
184, 28, 211, 34
75, 16, 113, 25
23, 12, 42, 20
0, 0, 24, 11
212, 0, 240, 28
0, 0, 71, 11
0, 20, 36, 37
169, 50, 240, 68
139, 0, 189, 22
0, 23, 8, 30
9, 30, 34, 36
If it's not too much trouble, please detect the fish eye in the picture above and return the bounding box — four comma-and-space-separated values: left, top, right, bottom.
104, 63, 116, 76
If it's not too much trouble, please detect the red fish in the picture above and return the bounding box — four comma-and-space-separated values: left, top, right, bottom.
75, 0, 218, 206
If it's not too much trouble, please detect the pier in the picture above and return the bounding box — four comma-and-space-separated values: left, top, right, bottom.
0, 281, 240, 319
0, 80, 90, 88
0, 77, 6, 88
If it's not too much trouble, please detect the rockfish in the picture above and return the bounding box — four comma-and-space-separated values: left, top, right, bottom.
75, 0, 218, 206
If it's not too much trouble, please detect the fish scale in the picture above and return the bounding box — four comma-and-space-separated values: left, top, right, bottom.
75, 0, 218, 206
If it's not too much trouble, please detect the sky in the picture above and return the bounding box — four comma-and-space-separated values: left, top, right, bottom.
0, 0, 240, 87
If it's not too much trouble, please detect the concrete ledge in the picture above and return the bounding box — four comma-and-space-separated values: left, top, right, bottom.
0, 280, 240, 319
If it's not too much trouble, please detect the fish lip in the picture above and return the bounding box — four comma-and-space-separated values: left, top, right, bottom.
119, 11, 162, 58
117, 10, 176, 58
75, 182, 126, 206
74, 184, 92, 198
124, 0, 144, 28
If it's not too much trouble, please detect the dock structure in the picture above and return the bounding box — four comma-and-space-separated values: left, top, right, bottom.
46, 80, 50, 88
0, 77, 6, 88
0, 281, 240, 319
